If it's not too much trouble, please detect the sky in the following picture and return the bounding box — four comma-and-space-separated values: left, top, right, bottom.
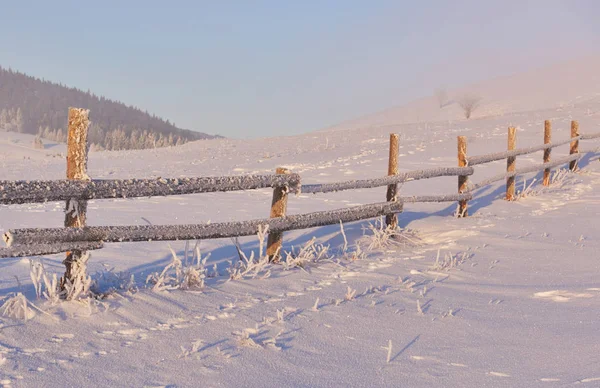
1, 0, 599, 138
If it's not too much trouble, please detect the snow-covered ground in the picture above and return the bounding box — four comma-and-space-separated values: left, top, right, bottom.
1, 59, 600, 387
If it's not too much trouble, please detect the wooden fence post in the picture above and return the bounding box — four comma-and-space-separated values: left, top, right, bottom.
457, 136, 468, 217
266, 167, 291, 262
506, 126, 517, 201
570, 120, 579, 171
61, 108, 91, 292
543, 120, 552, 186
385, 133, 400, 229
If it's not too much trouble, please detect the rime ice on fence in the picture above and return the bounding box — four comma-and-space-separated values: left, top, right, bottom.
467, 136, 581, 166
401, 193, 472, 203
4, 201, 403, 248
0, 174, 302, 205
302, 167, 474, 194
0, 241, 103, 258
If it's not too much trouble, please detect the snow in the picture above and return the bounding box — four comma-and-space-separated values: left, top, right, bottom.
1, 58, 600, 387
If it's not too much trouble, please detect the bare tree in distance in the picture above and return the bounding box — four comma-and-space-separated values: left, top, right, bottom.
435, 87, 448, 108
457, 95, 482, 119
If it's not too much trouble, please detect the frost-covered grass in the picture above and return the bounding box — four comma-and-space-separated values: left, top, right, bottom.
29, 255, 92, 302
430, 250, 469, 271
0, 293, 36, 320
146, 242, 208, 291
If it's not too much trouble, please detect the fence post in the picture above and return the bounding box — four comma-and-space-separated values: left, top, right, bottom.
543, 120, 552, 186
570, 120, 579, 171
385, 133, 400, 229
506, 126, 517, 201
457, 136, 468, 217
266, 167, 291, 262
61, 108, 91, 293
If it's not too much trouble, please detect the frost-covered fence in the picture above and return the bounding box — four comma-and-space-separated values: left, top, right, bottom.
457, 136, 468, 217
386, 134, 400, 229
462, 120, 600, 203
266, 167, 292, 261
5, 109, 598, 288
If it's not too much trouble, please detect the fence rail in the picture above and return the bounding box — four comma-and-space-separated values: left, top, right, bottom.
0, 241, 104, 259
0, 174, 302, 205
1, 109, 600, 288
4, 202, 403, 249
302, 166, 474, 194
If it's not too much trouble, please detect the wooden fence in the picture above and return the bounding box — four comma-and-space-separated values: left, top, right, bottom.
1, 108, 599, 286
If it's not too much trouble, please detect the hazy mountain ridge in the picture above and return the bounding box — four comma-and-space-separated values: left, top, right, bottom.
0, 66, 221, 150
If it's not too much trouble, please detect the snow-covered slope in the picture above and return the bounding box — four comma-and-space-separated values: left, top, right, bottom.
323, 55, 600, 132
1, 57, 600, 387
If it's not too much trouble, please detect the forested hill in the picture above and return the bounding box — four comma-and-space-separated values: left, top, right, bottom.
0, 66, 220, 150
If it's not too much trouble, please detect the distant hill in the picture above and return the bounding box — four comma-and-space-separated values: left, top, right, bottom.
0, 66, 221, 150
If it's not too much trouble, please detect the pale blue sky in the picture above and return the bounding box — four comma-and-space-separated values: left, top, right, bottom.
1, 1, 598, 138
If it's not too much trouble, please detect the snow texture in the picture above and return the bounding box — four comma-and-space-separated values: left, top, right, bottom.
302, 167, 473, 194
5, 201, 403, 247
467, 135, 582, 166
0, 174, 301, 205
0, 241, 103, 258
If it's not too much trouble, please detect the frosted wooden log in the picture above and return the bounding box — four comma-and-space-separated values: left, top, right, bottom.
457, 136, 468, 217
506, 126, 517, 200
266, 167, 291, 261
0, 174, 302, 205
467, 136, 580, 166
401, 193, 472, 203
570, 120, 579, 171
0, 242, 104, 258
302, 167, 474, 194
469, 154, 580, 191
63, 107, 90, 291
543, 120, 552, 186
4, 202, 404, 247
580, 132, 600, 140
385, 134, 400, 229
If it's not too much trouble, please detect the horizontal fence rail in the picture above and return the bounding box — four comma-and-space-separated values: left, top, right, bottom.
467, 136, 581, 166
401, 193, 473, 203
0, 174, 302, 205
302, 166, 474, 194
3, 201, 403, 249
0, 241, 104, 259
581, 133, 600, 140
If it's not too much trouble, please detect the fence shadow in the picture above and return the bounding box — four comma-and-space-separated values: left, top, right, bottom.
122, 220, 366, 286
